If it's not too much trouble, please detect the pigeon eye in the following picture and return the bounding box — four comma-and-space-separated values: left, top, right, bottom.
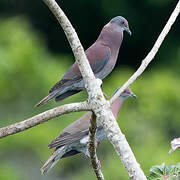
121, 21, 125, 25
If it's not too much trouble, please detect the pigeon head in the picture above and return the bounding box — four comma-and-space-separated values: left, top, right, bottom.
113, 87, 136, 99
111, 16, 131, 35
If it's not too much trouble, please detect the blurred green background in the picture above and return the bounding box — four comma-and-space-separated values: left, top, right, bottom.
0, 0, 180, 180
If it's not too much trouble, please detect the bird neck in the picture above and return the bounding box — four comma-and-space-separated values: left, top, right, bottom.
97, 23, 123, 49
111, 97, 124, 119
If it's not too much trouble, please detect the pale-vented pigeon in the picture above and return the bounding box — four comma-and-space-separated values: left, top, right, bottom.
36, 16, 131, 107
41, 87, 136, 174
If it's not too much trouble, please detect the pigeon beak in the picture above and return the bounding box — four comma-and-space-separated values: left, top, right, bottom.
125, 27, 132, 36
131, 93, 137, 99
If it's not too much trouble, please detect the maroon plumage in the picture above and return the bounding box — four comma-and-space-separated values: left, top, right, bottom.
36, 16, 131, 107
41, 87, 136, 174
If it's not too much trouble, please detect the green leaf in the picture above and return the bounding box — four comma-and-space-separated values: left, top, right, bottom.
147, 163, 180, 180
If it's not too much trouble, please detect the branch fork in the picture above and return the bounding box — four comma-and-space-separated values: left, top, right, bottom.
0, 0, 179, 179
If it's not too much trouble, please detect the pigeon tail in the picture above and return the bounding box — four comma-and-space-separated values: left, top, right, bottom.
41, 146, 66, 175
36, 92, 56, 107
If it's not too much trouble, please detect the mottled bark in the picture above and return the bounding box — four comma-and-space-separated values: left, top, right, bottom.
0, 101, 89, 138
0, 0, 179, 179
88, 113, 105, 180
42, 1, 147, 179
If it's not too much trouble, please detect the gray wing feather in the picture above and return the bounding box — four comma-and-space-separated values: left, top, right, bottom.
92, 51, 111, 74
48, 130, 89, 149
48, 126, 103, 149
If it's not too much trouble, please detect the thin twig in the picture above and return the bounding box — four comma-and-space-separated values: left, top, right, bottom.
0, 101, 89, 138
110, 0, 180, 104
89, 113, 105, 180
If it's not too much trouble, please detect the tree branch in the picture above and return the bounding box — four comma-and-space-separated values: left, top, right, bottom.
42, 0, 95, 82
89, 113, 105, 180
1, 0, 178, 179
110, 0, 180, 104
0, 101, 89, 138
42, 0, 147, 179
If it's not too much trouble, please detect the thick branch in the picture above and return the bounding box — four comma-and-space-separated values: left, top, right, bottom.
0, 101, 89, 138
42, 0, 146, 179
43, 0, 95, 83
94, 103, 147, 180
89, 113, 105, 180
1, 0, 178, 179
110, 0, 180, 104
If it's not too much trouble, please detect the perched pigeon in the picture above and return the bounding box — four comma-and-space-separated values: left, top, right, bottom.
36, 16, 131, 107
41, 87, 136, 174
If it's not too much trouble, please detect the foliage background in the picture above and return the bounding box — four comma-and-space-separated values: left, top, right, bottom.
0, 0, 180, 179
